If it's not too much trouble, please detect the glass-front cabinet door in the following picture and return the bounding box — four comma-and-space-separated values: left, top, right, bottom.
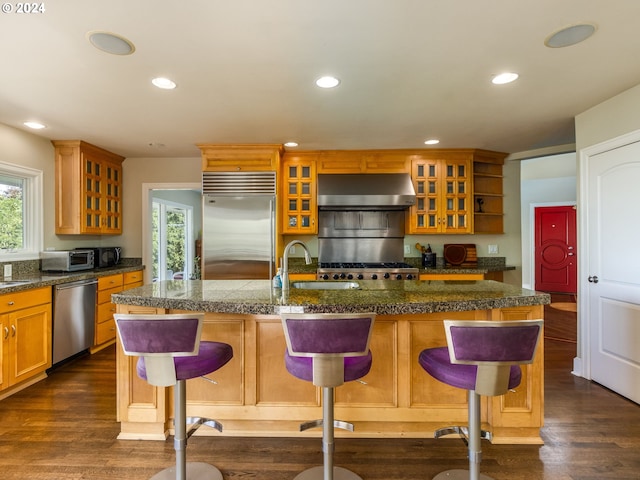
282, 157, 317, 234
410, 156, 472, 234
82, 154, 122, 234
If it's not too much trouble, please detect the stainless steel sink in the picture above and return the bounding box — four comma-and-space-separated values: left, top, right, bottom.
291, 281, 360, 290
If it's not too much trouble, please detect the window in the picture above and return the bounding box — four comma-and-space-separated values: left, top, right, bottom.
152, 198, 194, 281
0, 161, 43, 261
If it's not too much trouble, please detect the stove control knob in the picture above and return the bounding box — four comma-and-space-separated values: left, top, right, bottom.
395, 274, 402, 280
357, 274, 364, 280
320, 274, 329, 280
383, 273, 390, 279
371, 274, 378, 280
347, 274, 353, 279
332, 274, 340, 280
339, 273, 346, 279
406, 274, 413, 280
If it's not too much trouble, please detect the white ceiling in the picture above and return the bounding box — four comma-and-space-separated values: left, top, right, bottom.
2, 0, 640, 159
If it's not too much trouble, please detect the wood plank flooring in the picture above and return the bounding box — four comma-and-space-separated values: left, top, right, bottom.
1, 314, 639, 479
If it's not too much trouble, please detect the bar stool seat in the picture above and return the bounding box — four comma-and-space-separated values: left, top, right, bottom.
116, 313, 233, 480
281, 312, 376, 480
418, 319, 543, 480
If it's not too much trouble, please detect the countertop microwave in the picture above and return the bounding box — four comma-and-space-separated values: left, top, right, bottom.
41, 250, 95, 272
79, 247, 122, 268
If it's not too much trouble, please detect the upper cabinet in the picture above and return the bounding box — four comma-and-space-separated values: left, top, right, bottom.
471, 150, 506, 234
198, 144, 282, 172
316, 151, 409, 173
52, 140, 124, 235
410, 152, 472, 234
282, 153, 317, 234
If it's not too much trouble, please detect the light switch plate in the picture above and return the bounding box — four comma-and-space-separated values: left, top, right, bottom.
404, 244, 411, 254
3, 264, 12, 278
488, 244, 499, 254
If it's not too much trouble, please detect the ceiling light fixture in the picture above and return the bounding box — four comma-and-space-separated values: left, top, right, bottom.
424, 139, 440, 145
284, 142, 299, 147
545, 23, 596, 48
492, 72, 519, 85
87, 31, 135, 55
152, 77, 177, 90
315, 76, 340, 88
23, 121, 46, 129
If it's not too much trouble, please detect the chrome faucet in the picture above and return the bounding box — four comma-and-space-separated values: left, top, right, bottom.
281, 240, 312, 291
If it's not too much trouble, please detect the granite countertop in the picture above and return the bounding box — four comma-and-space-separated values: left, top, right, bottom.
112, 279, 550, 316
0, 264, 144, 293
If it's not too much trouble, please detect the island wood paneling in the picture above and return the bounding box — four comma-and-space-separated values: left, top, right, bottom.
115, 304, 545, 443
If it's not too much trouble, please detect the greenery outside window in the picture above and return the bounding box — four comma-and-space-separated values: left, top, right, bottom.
152, 198, 194, 281
0, 161, 42, 261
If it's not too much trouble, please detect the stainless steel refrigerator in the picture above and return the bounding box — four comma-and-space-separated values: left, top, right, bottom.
201, 172, 276, 280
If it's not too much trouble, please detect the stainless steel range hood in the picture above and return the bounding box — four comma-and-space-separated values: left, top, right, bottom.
317, 173, 416, 209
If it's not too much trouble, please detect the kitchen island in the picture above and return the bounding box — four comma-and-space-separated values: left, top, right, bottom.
113, 280, 549, 444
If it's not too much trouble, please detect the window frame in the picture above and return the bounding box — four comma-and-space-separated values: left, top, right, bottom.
0, 161, 43, 261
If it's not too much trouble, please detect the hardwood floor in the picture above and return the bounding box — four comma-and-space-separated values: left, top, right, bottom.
1, 318, 639, 479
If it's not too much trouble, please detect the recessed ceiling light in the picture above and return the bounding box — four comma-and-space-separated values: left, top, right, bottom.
492, 72, 519, 85
315, 76, 340, 88
152, 77, 177, 90
424, 139, 440, 145
87, 31, 135, 55
284, 142, 299, 147
24, 121, 46, 129
545, 23, 596, 48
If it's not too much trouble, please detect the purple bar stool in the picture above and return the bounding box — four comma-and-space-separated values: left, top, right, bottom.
115, 313, 233, 480
281, 312, 376, 480
418, 319, 543, 480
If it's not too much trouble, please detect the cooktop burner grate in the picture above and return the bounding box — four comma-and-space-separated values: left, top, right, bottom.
319, 262, 415, 269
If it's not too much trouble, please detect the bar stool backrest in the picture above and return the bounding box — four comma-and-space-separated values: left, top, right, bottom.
114, 313, 205, 387
444, 319, 543, 396
281, 313, 375, 357
281, 312, 375, 387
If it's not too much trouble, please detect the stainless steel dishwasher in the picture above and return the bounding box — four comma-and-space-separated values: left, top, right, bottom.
52, 279, 98, 365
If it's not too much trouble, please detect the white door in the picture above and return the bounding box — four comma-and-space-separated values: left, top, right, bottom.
584, 138, 640, 404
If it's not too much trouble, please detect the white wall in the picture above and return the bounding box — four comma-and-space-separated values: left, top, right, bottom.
122, 157, 202, 257
520, 152, 577, 289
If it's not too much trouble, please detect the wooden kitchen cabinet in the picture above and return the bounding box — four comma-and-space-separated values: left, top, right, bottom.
52, 140, 124, 235
198, 144, 283, 172
472, 152, 506, 234
410, 154, 472, 234
282, 155, 317, 234
316, 150, 409, 173
0, 287, 51, 396
93, 271, 144, 352
94, 273, 124, 351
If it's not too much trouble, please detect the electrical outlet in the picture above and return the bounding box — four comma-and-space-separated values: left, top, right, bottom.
404, 244, 411, 254
488, 244, 499, 254
3, 264, 12, 278
289, 245, 296, 254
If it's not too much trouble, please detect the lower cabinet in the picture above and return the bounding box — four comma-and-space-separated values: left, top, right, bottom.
0, 287, 51, 396
115, 305, 544, 443
94, 271, 144, 352
419, 271, 504, 281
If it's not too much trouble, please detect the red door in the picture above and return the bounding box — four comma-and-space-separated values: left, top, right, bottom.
534, 205, 577, 293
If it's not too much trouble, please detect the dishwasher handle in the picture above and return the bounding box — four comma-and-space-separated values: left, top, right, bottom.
54, 279, 98, 290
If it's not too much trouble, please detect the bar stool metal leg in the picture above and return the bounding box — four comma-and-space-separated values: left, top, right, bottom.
292, 387, 362, 480
433, 391, 493, 480
150, 380, 223, 480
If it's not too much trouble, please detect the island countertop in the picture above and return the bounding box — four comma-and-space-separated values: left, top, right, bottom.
111, 279, 549, 315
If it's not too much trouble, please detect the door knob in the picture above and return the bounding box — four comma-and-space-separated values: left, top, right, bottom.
588, 275, 599, 283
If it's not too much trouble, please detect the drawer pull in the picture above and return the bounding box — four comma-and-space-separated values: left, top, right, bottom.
8, 301, 14, 306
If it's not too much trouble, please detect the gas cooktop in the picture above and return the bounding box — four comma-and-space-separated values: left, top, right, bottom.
317, 262, 419, 280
